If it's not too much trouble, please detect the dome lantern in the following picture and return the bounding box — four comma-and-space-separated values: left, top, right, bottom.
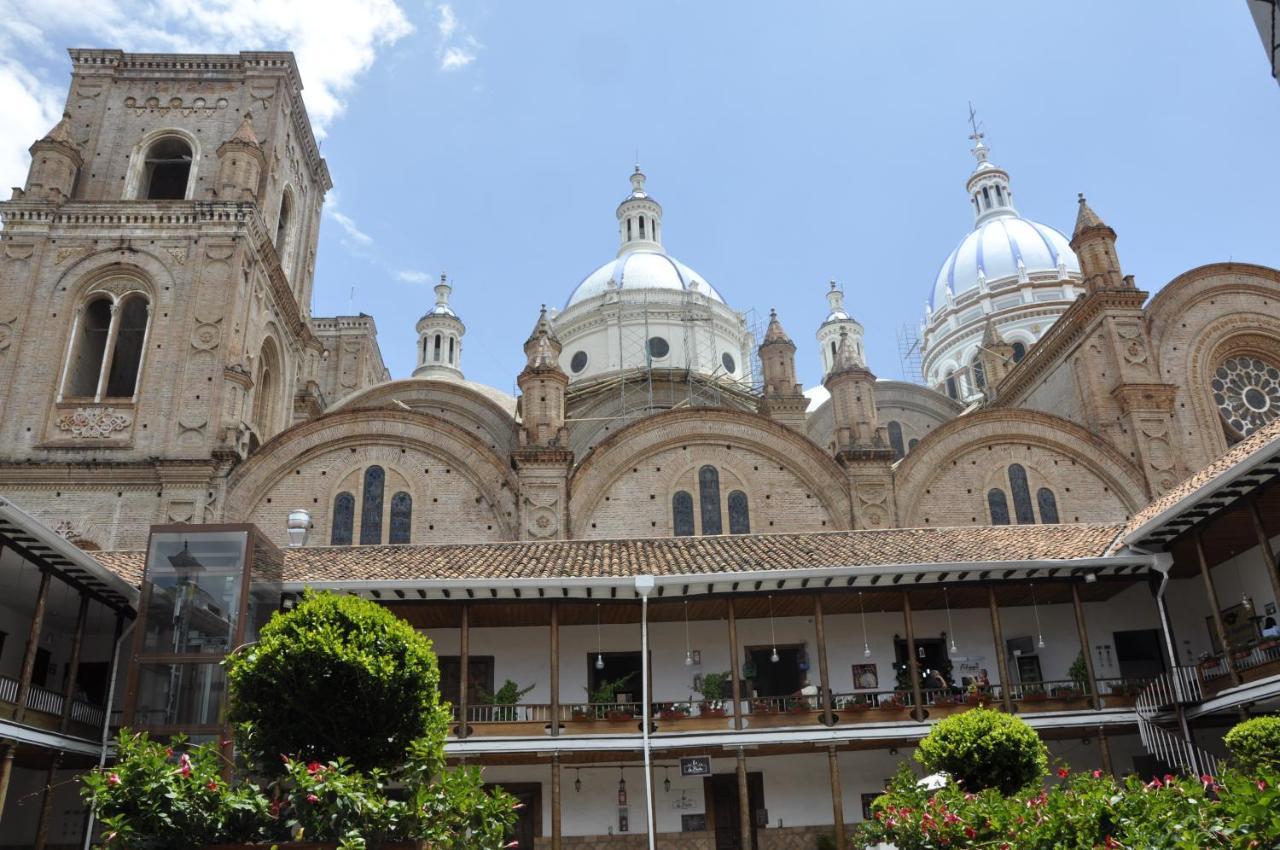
616, 165, 663, 255
817, 279, 865, 378
412, 272, 465, 380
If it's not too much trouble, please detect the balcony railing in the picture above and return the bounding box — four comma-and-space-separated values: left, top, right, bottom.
1198, 639, 1280, 686
0, 674, 107, 730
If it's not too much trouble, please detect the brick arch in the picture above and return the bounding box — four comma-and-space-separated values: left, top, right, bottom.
893, 409, 1148, 527
569, 408, 851, 537
225, 409, 519, 540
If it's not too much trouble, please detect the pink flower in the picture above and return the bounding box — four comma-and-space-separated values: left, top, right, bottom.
107, 773, 121, 786
965, 827, 977, 839
165, 747, 174, 757
306, 793, 319, 804
1092, 769, 1102, 779
1258, 779, 1268, 791
306, 761, 323, 775
270, 800, 282, 817
1058, 767, 1070, 778
178, 753, 192, 778
207, 780, 218, 791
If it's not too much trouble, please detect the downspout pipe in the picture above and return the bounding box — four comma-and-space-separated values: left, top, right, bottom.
1145, 550, 1199, 775
635, 575, 656, 850
83, 617, 136, 850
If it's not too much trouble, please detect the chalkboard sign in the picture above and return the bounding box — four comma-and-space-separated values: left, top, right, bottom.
680, 756, 712, 776
681, 813, 707, 832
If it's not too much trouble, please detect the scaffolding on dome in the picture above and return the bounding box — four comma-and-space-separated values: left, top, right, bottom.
897, 322, 925, 385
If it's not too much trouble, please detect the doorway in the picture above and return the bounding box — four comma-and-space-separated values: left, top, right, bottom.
587, 651, 644, 703
1014, 654, 1043, 685
707, 772, 764, 850
487, 782, 540, 849
1114, 629, 1167, 679
894, 637, 952, 687
746, 645, 805, 697
438, 656, 495, 709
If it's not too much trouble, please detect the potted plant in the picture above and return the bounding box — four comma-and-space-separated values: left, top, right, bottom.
1021, 685, 1047, 702
586, 672, 637, 721
658, 703, 691, 722
696, 672, 731, 718
880, 693, 909, 712
846, 695, 871, 713
475, 679, 534, 722
1068, 652, 1092, 697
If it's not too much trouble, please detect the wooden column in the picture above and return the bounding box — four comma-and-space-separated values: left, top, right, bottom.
550, 754, 562, 850
1097, 726, 1114, 778
987, 585, 1014, 712
727, 599, 744, 730
14, 569, 52, 723
736, 747, 752, 850
1195, 531, 1242, 686
1247, 497, 1280, 615
813, 594, 834, 726
59, 593, 90, 731
32, 752, 62, 850
902, 591, 924, 720
1070, 583, 1101, 710
549, 603, 560, 737
0, 744, 13, 829
827, 745, 846, 848
458, 603, 471, 738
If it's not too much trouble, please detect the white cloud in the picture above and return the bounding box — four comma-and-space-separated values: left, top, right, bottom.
433, 2, 478, 72
395, 270, 431, 284
0, 62, 62, 195
323, 196, 376, 252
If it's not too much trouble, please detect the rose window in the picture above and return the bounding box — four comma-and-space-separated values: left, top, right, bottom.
1212, 357, 1280, 438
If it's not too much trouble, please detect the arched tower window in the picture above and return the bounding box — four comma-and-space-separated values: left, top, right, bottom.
331, 492, 355, 545
1036, 488, 1059, 524
908, 438, 919, 451
987, 489, 1010, 525
945, 374, 959, 400
275, 190, 292, 249
698, 465, 722, 535
639, 215, 646, 239
727, 491, 750, 534
448, 337, 456, 364
1011, 341, 1027, 363
971, 357, 986, 389
887, 421, 905, 460
1008, 464, 1035, 524
433, 334, 442, 362
672, 491, 694, 537
60, 289, 152, 401
142, 137, 193, 200
359, 466, 385, 545
252, 338, 281, 441
389, 491, 412, 544
626, 219, 632, 240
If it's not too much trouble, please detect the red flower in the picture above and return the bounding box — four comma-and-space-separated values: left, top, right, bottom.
165, 747, 174, 757
1105, 836, 1120, 849
269, 800, 282, 817
1258, 779, 1268, 791
107, 773, 121, 786
1058, 767, 1070, 778
1092, 769, 1102, 779
178, 753, 192, 778
207, 780, 218, 791
965, 827, 977, 839
306, 793, 320, 804
306, 761, 323, 775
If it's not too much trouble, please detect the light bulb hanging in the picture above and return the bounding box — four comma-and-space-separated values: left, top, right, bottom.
595, 603, 604, 670
859, 591, 871, 657
617, 767, 627, 805
663, 767, 671, 793
943, 586, 957, 654
574, 769, 582, 793
1236, 559, 1253, 611
768, 595, 779, 663
1031, 584, 1045, 649
684, 600, 693, 666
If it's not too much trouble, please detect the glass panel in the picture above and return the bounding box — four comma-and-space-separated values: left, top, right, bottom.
390, 491, 412, 544
727, 490, 750, 534
1037, 488, 1060, 524
698, 465, 722, 535
1011, 342, 1027, 363
132, 662, 226, 727
360, 466, 385, 545
972, 358, 986, 389
246, 531, 283, 645
887, 421, 905, 460
672, 491, 694, 537
988, 489, 1010, 525
142, 531, 247, 654
331, 492, 354, 545
1008, 464, 1035, 524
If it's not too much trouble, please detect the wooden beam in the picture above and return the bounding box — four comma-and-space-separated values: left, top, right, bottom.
728, 599, 744, 731
1247, 496, 1280, 620
827, 745, 846, 850
1070, 583, 1101, 711
1195, 531, 1242, 687
550, 603, 560, 739
59, 593, 90, 732
902, 591, 925, 721
988, 585, 1014, 713
550, 754, 562, 850
736, 748, 752, 850
814, 594, 834, 727
14, 569, 52, 724
458, 603, 471, 739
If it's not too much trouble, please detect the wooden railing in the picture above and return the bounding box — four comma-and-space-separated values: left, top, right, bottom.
0, 673, 106, 729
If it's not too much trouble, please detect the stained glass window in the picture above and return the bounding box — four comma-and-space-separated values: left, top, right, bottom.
331, 492, 354, 545
360, 466, 385, 545
1008, 464, 1035, 524
988, 489, 1010, 525
728, 490, 750, 534
887, 421, 905, 460
390, 491, 412, 544
1037, 488, 1059, 524
1212, 356, 1280, 440
698, 465, 722, 535
672, 491, 694, 536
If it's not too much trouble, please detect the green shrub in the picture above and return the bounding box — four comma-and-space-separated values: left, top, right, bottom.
224, 590, 448, 773
914, 707, 1048, 794
1225, 714, 1280, 775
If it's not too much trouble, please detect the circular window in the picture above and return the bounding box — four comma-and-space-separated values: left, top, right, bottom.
1212, 356, 1280, 438
647, 336, 670, 359
569, 351, 588, 374
722, 352, 736, 374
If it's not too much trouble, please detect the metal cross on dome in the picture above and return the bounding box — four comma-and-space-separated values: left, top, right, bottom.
967, 101, 984, 146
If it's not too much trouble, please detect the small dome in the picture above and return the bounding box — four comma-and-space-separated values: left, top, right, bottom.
931, 216, 1078, 309
565, 250, 725, 309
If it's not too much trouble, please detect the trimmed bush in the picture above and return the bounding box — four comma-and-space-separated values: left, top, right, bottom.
914, 707, 1048, 794
1224, 714, 1280, 775
225, 590, 448, 773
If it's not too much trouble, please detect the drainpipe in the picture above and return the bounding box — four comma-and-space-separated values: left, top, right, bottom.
635, 575, 656, 850
82, 616, 136, 850
1147, 551, 1199, 775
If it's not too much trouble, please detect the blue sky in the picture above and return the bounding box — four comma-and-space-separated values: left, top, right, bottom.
3, 2, 1278, 393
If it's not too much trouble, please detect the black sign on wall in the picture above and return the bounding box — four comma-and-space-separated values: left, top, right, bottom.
680, 756, 711, 776
681, 813, 707, 832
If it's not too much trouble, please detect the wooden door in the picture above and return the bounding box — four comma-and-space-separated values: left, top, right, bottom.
438, 655, 495, 707
707, 772, 763, 850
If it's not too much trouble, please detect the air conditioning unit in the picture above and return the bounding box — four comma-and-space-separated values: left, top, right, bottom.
1007, 636, 1035, 657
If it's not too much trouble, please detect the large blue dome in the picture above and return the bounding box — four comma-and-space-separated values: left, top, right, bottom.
931, 215, 1079, 309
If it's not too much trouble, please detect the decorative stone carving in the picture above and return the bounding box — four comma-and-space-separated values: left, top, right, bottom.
57, 406, 131, 438
0, 317, 14, 351
856, 481, 890, 528
190, 316, 223, 351
1115, 323, 1149, 364
168, 246, 188, 266
524, 491, 560, 539
55, 246, 84, 265
123, 95, 228, 116
3, 243, 33, 260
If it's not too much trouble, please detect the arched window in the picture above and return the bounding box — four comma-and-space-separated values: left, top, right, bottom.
448, 338, 455, 364
360, 466, 385, 545
1008, 464, 1035, 524
389, 491, 412, 544
60, 289, 152, 401
981, 186, 991, 209
971, 357, 986, 389
887, 420, 905, 460
141, 137, 193, 200
252, 338, 281, 441
988, 489, 1010, 525
275, 190, 292, 249
698, 465, 722, 535
945, 374, 959, 400
331, 492, 355, 545
1036, 488, 1059, 524
672, 491, 694, 537
433, 334, 442, 362
626, 219, 632, 240
727, 491, 750, 534
908, 438, 919, 451
1011, 341, 1027, 363
639, 215, 646, 239
830, 340, 837, 362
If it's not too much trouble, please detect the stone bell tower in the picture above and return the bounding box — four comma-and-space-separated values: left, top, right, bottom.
824, 329, 897, 528
513, 307, 574, 539
757, 309, 809, 430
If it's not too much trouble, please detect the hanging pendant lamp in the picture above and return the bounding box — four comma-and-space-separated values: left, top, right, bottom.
595, 603, 605, 670
768, 595, 780, 663
574, 769, 582, 793
858, 591, 872, 658
943, 586, 957, 654
684, 600, 694, 666
663, 766, 671, 793
1031, 585, 1045, 649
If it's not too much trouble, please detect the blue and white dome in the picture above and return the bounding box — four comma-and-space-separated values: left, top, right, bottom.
931, 217, 1078, 309
566, 250, 725, 308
